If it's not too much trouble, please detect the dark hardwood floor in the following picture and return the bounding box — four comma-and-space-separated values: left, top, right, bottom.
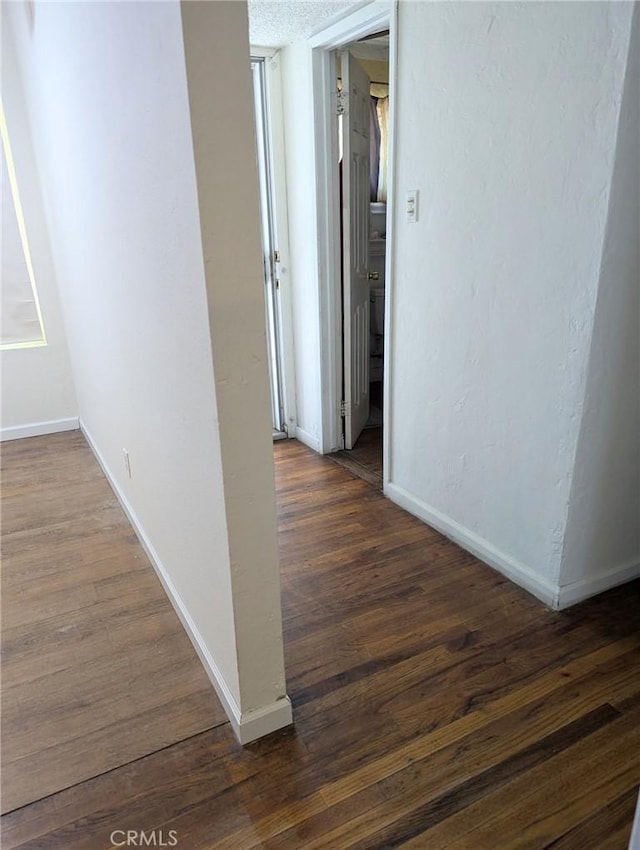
1, 433, 639, 848
327, 427, 383, 489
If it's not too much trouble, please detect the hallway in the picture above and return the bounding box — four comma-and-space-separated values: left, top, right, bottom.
2, 433, 639, 848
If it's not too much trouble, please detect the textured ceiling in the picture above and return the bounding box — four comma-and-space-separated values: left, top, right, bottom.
248, 0, 361, 48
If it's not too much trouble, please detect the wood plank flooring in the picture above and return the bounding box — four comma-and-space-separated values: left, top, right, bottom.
0, 432, 228, 814
2, 433, 639, 848
327, 427, 383, 489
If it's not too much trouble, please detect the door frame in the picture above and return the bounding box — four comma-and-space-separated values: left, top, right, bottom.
250, 46, 297, 438
309, 0, 397, 484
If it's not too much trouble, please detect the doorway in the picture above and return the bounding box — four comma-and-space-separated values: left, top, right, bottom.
250, 52, 296, 440
328, 35, 390, 488
309, 3, 395, 487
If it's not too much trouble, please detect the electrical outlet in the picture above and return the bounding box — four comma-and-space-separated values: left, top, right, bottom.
123, 449, 132, 479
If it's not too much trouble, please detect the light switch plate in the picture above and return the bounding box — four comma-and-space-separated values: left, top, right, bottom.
406, 189, 418, 223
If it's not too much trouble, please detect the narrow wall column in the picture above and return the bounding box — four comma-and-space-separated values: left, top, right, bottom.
180, 0, 291, 742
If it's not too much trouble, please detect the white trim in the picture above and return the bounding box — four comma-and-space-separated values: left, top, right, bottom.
294, 425, 321, 453
312, 46, 343, 453
249, 45, 277, 58
385, 481, 561, 609
310, 0, 395, 454
80, 421, 293, 745
382, 0, 398, 487
309, 1, 391, 49
557, 558, 640, 609
630, 791, 640, 850
1, 417, 79, 441
235, 696, 293, 746
0, 101, 48, 348
265, 50, 298, 437
386, 480, 640, 611
0, 339, 47, 351
250, 46, 298, 439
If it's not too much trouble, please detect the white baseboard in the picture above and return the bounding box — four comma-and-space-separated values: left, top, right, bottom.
557, 558, 640, 609
295, 426, 321, 453
80, 420, 293, 745
385, 482, 561, 609
630, 790, 640, 850
234, 696, 293, 745
1, 417, 79, 442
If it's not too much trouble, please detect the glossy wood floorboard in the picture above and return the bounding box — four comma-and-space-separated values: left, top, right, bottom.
0, 432, 228, 814
327, 427, 383, 489
2, 435, 639, 848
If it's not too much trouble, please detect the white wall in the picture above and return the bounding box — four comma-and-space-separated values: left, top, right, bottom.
180, 0, 290, 726
280, 42, 323, 451
559, 9, 640, 602
1, 22, 77, 437
7, 0, 289, 740
386, 1, 636, 605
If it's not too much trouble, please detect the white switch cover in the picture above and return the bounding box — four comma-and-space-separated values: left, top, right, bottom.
406, 189, 418, 223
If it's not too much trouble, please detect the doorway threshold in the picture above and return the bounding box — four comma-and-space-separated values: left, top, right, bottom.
327, 426, 382, 489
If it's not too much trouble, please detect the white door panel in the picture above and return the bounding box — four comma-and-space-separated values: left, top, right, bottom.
251, 58, 285, 434
341, 52, 370, 450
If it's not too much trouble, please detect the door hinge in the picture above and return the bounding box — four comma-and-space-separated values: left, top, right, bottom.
340, 399, 350, 417
336, 90, 347, 116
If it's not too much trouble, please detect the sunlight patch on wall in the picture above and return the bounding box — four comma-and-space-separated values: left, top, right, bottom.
1, 101, 47, 350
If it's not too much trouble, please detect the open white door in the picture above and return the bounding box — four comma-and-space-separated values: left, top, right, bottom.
341, 51, 370, 450
251, 56, 286, 436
